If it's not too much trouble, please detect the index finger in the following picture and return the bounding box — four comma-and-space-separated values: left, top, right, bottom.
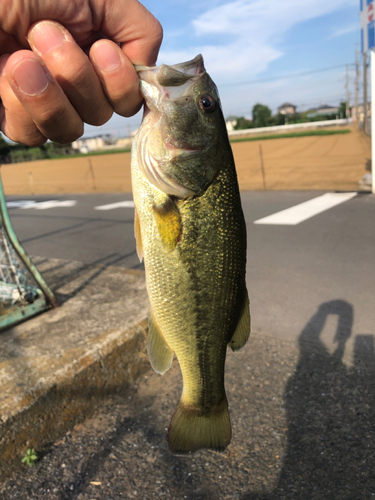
90, 1, 163, 116
99, 0, 163, 66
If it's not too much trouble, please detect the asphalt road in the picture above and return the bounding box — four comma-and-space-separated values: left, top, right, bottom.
6, 190, 375, 354
2, 190, 375, 499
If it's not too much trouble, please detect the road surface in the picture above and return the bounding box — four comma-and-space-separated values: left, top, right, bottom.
1, 190, 375, 499
6, 190, 375, 354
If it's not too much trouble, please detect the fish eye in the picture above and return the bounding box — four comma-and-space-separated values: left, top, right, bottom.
199, 95, 216, 113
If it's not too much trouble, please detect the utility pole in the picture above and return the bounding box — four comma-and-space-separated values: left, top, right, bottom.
364, 52, 368, 134
345, 64, 350, 119
355, 49, 360, 127
371, 50, 375, 193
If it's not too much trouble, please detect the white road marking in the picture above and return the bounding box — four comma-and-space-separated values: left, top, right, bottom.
95, 201, 135, 210
254, 192, 358, 225
7, 200, 37, 208
20, 200, 77, 210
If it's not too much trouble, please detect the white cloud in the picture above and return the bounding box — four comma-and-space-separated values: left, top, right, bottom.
159, 44, 282, 81
193, 0, 354, 38
160, 0, 354, 81
328, 23, 358, 39
156, 0, 354, 118
83, 0, 356, 136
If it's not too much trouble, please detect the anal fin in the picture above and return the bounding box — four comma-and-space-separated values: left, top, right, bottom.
229, 291, 251, 352
147, 310, 174, 374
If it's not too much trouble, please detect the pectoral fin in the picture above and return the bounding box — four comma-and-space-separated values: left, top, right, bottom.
152, 195, 182, 252
147, 310, 174, 374
134, 208, 144, 262
228, 291, 250, 352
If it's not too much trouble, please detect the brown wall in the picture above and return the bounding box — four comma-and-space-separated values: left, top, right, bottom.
1, 153, 133, 195
1, 127, 370, 195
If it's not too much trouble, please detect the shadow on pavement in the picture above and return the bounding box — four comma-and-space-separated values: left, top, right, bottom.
244, 299, 375, 500
3, 299, 375, 499
34, 252, 144, 305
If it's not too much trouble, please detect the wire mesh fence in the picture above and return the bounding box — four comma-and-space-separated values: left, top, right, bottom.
0, 222, 43, 315
0, 168, 57, 330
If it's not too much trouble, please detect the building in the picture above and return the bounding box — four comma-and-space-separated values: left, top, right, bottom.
315, 104, 339, 115
277, 103, 297, 115
306, 105, 340, 118
115, 137, 132, 149
72, 134, 117, 153
225, 116, 239, 132
352, 102, 370, 123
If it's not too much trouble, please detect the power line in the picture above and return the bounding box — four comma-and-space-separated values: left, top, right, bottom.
219, 63, 355, 88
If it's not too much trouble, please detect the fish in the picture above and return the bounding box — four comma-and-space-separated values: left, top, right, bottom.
131, 55, 250, 454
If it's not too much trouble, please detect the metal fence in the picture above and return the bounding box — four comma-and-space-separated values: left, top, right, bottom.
228, 118, 353, 139
0, 169, 58, 330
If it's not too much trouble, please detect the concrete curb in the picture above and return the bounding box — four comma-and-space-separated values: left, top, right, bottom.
0, 258, 150, 479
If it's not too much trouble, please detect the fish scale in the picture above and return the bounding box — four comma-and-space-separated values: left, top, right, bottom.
131, 54, 250, 454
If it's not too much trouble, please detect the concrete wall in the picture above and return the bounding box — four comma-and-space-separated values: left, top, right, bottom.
0, 125, 368, 195
1, 152, 133, 195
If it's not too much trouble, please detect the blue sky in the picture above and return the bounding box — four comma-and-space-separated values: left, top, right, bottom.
84, 0, 360, 138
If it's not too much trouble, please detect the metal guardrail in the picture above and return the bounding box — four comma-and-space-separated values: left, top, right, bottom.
228, 118, 352, 138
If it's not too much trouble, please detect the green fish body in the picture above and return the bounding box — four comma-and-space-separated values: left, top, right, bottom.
131, 55, 250, 454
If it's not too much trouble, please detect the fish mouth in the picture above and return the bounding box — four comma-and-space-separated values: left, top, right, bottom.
163, 136, 204, 154
135, 55, 210, 198
136, 55, 206, 112
135, 54, 205, 80
138, 55, 208, 153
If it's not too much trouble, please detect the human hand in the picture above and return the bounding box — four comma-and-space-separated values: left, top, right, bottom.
0, 0, 162, 145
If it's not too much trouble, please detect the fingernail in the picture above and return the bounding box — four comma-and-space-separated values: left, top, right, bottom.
0, 55, 9, 76
12, 59, 50, 96
29, 21, 66, 55
93, 42, 121, 72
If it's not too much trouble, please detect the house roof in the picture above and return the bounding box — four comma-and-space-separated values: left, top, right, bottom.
225, 115, 239, 122
316, 104, 338, 110
278, 102, 296, 109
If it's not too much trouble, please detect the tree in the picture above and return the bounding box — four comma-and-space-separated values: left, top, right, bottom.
234, 117, 253, 130
273, 113, 286, 126
252, 103, 272, 128
0, 134, 10, 158
339, 101, 347, 119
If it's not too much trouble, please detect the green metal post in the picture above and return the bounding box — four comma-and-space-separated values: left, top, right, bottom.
0, 169, 58, 309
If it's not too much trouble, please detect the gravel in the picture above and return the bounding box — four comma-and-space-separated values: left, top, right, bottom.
1, 328, 375, 500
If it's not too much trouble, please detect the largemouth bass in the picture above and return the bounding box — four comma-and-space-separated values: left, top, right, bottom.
131, 55, 250, 454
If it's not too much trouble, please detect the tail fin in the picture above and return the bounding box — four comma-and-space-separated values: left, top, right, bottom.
167, 398, 231, 454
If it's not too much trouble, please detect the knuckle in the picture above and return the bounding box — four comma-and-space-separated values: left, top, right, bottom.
23, 136, 47, 146
145, 19, 163, 56
36, 105, 84, 143
60, 59, 92, 88
5, 125, 46, 146
38, 102, 67, 126
153, 19, 164, 43
53, 61, 113, 126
